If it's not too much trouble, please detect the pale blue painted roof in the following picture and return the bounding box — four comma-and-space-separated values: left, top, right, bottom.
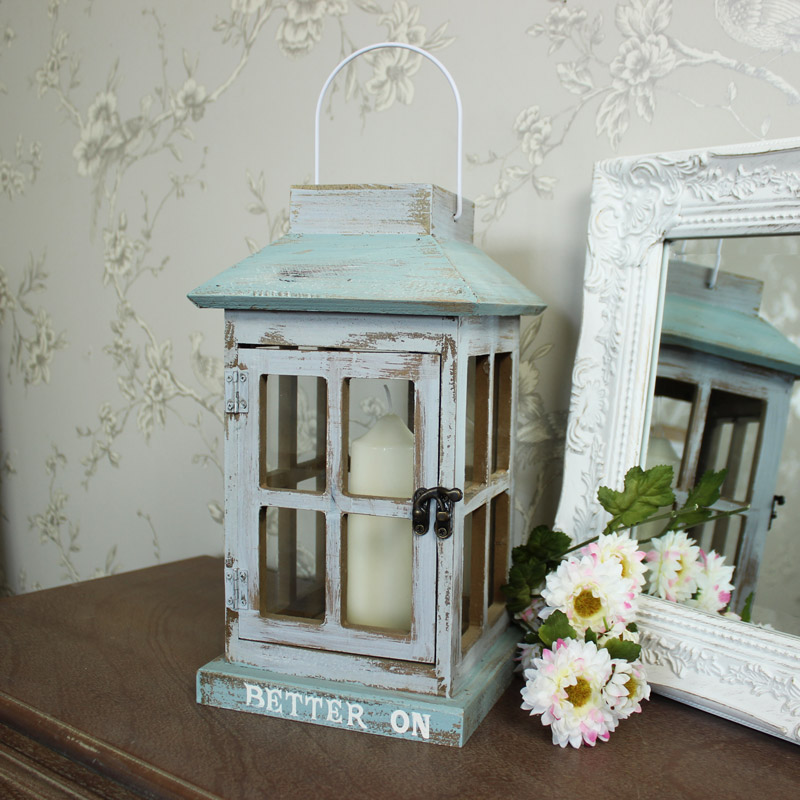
662, 293, 800, 378
189, 233, 544, 316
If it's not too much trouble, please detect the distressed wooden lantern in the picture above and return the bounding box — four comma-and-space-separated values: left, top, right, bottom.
648, 261, 800, 607
188, 44, 545, 746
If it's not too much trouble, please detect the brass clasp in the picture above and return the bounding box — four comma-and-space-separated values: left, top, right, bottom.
412, 487, 464, 540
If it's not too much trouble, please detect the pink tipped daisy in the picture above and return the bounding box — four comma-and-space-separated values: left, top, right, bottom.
581, 531, 648, 591
540, 554, 637, 636
515, 641, 543, 673
521, 638, 617, 748
685, 549, 735, 613
514, 596, 547, 633
602, 659, 651, 720
645, 530, 701, 602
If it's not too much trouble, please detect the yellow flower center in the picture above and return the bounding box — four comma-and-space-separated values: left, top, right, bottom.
678, 554, 694, 578
624, 675, 637, 697
573, 588, 602, 618
564, 677, 592, 708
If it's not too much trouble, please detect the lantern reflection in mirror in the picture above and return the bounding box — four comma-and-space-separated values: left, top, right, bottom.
647, 259, 800, 610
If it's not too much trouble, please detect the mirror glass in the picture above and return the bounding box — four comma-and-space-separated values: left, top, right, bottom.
644, 234, 800, 636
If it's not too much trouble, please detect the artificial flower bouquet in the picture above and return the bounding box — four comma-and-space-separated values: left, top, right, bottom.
503, 465, 744, 748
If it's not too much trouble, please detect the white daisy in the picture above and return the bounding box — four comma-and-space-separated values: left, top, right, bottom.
598, 621, 640, 646
514, 596, 546, 633
684, 549, 735, 613
646, 530, 701, 602
540, 554, 637, 636
581, 531, 648, 591
521, 638, 617, 748
602, 659, 651, 720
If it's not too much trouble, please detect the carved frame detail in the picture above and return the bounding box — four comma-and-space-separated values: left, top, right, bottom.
554, 137, 800, 743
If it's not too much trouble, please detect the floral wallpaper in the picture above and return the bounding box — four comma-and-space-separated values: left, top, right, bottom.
1, 0, 799, 628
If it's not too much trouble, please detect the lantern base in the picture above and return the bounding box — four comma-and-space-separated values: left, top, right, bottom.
196, 627, 518, 747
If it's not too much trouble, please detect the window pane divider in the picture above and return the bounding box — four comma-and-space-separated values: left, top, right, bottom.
462, 478, 510, 514
256, 487, 329, 512
337, 495, 411, 518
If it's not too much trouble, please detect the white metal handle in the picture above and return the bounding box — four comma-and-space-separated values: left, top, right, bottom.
314, 42, 463, 221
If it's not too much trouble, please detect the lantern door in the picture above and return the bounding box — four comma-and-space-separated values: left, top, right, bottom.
233, 347, 440, 663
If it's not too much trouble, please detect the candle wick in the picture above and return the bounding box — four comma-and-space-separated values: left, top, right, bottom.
383, 383, 393, 414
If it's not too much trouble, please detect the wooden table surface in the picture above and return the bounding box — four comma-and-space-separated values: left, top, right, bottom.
0, 556, 797, 799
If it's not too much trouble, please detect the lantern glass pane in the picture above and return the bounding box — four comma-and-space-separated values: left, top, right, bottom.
345, 378, 415, 499
649, 378, 694, 486
344, 513, 412, 633
465, 355, 490, 488
261, 374, 327, 493
461, 505, 486, 653
488, 493, 510, 624
492, 353, 513, 474
260, 506, 326, 621
699, 389, 763, 504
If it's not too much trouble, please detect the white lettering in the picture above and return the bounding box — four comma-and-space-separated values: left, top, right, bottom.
244, 683, 265, 708
307, 695, 324, 720
285, 691, 303, 718
390, 709, 410, 734
411, 712, 430, 740
265, 687, 283, 714
242, 683, 435, 737
326, 698, 343, 724
347, 702, 367, 730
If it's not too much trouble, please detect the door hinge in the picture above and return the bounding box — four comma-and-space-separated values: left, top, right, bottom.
225, 368, 249, 414
225, 566, 249, 610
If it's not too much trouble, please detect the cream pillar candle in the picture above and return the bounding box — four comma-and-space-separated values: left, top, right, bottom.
347, 413, 414, 631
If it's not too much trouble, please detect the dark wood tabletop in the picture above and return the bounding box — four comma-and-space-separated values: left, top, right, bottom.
0, 556, 797, 799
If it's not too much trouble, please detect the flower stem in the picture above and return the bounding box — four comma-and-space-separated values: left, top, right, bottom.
564, 504, 749, 555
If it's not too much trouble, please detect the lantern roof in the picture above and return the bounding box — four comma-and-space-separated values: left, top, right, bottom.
662, 261, 800, 378
188, 184, 545, 317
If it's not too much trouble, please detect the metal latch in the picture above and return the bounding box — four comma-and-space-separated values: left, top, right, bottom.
412, 487, 463, 540
225, 567, 249, 610
225, 369, 249, 414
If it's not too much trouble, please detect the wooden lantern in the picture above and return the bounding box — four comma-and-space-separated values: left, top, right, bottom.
188, 184, 545, 745
648, 261, 800, 608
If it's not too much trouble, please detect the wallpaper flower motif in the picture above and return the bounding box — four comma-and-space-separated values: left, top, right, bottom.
1, 254, 68, 387
474, 0, 800, 224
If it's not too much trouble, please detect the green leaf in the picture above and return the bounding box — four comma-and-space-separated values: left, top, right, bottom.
740, 591, 754, 624
683, 469, 726, 509
505, 527, 571, 618
597, 465, 675, 531
625, 622, 638, 634
501, 561, 547, 614
538, 610, 578, 648
584, 628, 598, 645
511, 543, 534, 565
525, 525, 572, 564
669, 470, 728, 531
602, 637, 642, 662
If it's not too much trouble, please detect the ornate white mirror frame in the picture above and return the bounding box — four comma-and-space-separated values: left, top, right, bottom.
554, 137, 800, 744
